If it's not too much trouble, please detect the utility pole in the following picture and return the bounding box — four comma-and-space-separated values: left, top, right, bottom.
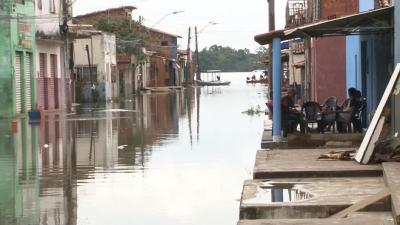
268, 0, 275, 97
85, 45, 95, 103
195, 26, 201, 81
61, 0, 69, 112
186, 27, 192, 84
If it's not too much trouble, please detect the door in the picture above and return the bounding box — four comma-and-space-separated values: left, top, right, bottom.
25, 53, 32, 111
15, 53, 22, 114
50, 54, 59, 109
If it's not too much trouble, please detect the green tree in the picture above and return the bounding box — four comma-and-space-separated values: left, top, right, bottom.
95, 18, 148, 63
198, 45, 267, 72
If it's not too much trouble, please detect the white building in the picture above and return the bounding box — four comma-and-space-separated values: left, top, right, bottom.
73, 32, 118, 102
35, 0, 67, 111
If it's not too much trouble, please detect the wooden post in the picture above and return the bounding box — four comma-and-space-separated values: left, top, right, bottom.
268, 0, 275, 97
195, 26, 201, 81
186, 27, 192, 83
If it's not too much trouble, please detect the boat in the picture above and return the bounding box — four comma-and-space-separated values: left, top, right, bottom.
246, 79, 268, 84
196, 70, 231, 86
195, 80, 231, 86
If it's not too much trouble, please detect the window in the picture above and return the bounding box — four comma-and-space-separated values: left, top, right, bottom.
15, 0, 25, 4
75, 66, 98, 83
49, 0, 56, 14
161, 41, 169, 46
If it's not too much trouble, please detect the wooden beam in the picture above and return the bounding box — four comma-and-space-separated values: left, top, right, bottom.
356, 64, 400, 164
330, 188, 391, 219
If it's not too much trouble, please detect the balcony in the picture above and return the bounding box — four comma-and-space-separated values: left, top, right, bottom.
286, 0, 308, 28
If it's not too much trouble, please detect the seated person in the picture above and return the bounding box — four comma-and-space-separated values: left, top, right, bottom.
337, 88, 361, 133
281, 89, 301, 137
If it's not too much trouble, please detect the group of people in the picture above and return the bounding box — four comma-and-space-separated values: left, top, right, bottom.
266, 87, 365, 137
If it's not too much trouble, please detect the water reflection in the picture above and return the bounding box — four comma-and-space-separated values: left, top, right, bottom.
0, 73, 268, 225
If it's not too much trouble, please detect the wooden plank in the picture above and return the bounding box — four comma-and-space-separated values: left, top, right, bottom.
330, 188, 390, 219
356, 64, 400, 164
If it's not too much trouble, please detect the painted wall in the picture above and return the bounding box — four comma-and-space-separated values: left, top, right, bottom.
74, 33, 117, 102
0, 1, 36, 117
311, 37, 347, 104
35, 0, 61, 36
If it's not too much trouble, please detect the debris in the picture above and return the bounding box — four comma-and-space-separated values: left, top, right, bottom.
117, 145, 128, 150
373, 137, 400, 163
318, 150, 356, 161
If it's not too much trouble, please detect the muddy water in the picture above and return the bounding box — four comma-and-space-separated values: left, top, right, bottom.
0, 72, 269, 225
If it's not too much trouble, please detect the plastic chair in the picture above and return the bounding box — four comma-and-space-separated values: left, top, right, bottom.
301, 101, 322, 133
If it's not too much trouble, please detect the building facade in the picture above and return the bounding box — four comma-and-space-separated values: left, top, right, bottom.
0, 0, 36, 118
73, 32, 117, 103
35, 0, 66, 112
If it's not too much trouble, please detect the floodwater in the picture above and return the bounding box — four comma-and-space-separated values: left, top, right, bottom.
0, 72, 269, 225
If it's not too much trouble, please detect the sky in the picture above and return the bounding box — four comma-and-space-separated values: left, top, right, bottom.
73, 0, 288, 52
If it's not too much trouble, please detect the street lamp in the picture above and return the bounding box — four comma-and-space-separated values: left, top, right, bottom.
199, 21, 218, 33
151, 10, 185, 28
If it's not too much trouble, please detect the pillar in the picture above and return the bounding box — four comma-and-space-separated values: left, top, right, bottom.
272, 37, 282, 142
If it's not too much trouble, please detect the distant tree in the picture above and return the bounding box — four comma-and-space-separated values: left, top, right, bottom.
95, 18, 148, 63
198, 45, 267, 72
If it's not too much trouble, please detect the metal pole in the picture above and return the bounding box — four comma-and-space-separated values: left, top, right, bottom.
272, 37, 282, 142
268, 0, 275, 97
195, 26, 201, 81
85, 45, 95, 103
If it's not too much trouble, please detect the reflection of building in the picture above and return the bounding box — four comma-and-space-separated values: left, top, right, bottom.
74, 111, 119, 167
0, 117, 77, 225
0, 1, 36, 117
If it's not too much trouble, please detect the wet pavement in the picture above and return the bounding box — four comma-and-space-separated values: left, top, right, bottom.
0, 73, 268, 225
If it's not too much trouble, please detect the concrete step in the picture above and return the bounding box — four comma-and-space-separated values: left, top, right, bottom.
254, 149, 382, 179
383, 163, 400, 225
237, 212, 394, 225
240, 178, 388, 220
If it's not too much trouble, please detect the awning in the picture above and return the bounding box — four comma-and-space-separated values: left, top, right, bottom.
255, 6, 393, 45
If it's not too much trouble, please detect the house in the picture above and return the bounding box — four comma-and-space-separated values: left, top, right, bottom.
0, 0, 36, 118
35, 0, 68, 112
73, 6, 142, 97
73, 31, 117, 103
255, 0, 394, 141
144, 27, 181, 87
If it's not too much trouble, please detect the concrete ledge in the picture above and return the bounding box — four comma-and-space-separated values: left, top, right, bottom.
237, 212, 394, 225
288, 133, 365, 149
383, 163, 400, 225
254, 149, 382, 179
240, 178, 388, 220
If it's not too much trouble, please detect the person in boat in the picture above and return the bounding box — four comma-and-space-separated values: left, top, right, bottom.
246, 77, 250, 81
251, 75, 256, 81
281, 89, 301, 137
260, 75, 264, 80
217, 75, 221, 81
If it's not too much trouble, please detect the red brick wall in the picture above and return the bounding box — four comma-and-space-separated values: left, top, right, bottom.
74, 7, 134, 25
320, 0, 359, 19
311, 36, 346, 104
150, 57, 171, 87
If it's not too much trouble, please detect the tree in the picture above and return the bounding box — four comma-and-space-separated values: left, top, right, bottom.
95, 18, 148, 63
198, 45, 266, 72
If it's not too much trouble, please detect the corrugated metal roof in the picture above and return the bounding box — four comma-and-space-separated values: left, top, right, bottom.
255, 6, 393, 45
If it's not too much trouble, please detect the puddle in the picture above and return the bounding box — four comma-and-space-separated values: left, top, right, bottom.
244, 182, 314, 204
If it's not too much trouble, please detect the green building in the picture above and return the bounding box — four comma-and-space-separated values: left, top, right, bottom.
0, 0, 36, 118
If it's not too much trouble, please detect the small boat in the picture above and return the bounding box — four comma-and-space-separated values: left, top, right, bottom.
195, 80, 231, 86
246, 79, 268, 84
196, 70, 231, 86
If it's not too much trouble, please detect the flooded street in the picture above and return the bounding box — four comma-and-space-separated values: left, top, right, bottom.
0, 72, 269, 225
